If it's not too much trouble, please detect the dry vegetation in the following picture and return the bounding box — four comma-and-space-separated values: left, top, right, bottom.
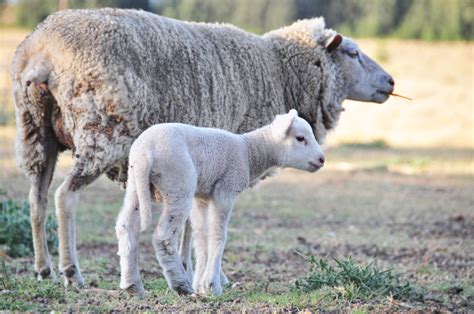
0, 28, 473, 311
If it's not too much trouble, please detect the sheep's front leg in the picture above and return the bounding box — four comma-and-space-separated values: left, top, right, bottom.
152, 196, 193, 295
116, 184, 144, 296
55, 168, 100, 288
55, 175, 83, 288
199, 195, 234, 296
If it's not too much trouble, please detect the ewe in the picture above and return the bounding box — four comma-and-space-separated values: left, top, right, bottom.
12, 9, 394, 287
115, 110, 324, 296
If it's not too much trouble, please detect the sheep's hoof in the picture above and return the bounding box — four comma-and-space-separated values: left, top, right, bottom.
173, 283, 194, 295
35, 266, 57, 282
124, 284, 145, 298
62, 265, 84, 289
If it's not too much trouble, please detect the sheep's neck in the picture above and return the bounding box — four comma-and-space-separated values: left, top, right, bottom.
243, 127, 281, 186
273, 43, 345, 142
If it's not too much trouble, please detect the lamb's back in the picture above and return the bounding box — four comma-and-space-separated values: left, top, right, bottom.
137, 123, 248, 194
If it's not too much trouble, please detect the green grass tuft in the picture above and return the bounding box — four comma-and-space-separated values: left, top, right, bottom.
295, 256, 424, 303
0, 198, 58, 257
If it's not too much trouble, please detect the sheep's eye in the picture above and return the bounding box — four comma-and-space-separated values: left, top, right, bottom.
296, 136, 305, 142
348, 50, 358, 58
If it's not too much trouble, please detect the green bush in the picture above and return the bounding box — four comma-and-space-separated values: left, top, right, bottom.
295, 256, 424, 302
0, 199, 58, 258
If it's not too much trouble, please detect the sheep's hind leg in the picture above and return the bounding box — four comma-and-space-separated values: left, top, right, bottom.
55, 165, 100, 288
116, 180, 144, 297
153, 196, 194, 295
28, 141, 59, 281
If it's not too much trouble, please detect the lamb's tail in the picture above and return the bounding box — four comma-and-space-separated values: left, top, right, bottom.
132, 152, 153, 232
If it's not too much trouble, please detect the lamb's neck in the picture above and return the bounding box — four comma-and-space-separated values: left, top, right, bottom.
242, 126, 281, 185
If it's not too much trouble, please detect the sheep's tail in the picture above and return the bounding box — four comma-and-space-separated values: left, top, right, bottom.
11, 49, 57, 177
132, 152, 153, 232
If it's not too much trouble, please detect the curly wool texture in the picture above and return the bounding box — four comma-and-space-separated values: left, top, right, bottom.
11, 9, 343, 182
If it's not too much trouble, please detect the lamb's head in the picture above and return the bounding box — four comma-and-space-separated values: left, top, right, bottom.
324, 34, 394, 103
272, 109, 325, 172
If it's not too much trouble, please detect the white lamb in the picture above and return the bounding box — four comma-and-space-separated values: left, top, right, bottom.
115, 109, 325, 296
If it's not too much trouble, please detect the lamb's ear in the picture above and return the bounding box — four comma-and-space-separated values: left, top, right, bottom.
272, 109, 298, 139
325, 34, 343, 53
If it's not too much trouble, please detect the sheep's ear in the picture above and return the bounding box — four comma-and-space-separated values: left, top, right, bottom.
272, 109, 298, 139
325, 34, 343, 53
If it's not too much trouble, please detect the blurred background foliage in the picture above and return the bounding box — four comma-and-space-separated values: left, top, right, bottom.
0, 0, 472, 40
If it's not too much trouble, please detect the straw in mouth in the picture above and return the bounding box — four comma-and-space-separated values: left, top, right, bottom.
390, 92, 412, 100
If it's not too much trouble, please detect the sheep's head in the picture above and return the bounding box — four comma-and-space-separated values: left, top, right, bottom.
272, 109, 325, 173
325, 34, 394, 104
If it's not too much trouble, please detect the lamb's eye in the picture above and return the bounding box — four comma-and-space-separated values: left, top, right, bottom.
296, 136, 305, 142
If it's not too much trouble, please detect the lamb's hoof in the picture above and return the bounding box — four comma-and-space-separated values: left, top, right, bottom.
124, 284, 145, 298
197, 281, 222, 296
35, 266, 57, 282
61, 265, 84, 289
209, 281, 223, 296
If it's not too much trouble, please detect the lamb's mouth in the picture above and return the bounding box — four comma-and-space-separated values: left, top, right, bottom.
308, 161, 322, 171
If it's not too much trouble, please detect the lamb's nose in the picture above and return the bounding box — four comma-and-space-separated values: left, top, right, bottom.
319, 156, 325, 165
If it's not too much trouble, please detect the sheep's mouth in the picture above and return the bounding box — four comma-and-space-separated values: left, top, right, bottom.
376, 89, 392, 96
376, 89, 412, 101
374, 90, 392, 103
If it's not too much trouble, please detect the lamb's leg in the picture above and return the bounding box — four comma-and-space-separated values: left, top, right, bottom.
179, 210, 230, 287
116, 179, 144, 296
190, 198, 209, 291
152, 196, 193, 295
199, 195, 234, 295
28, 142, 59, 281
55, 166, 100, 288
179, 219, 194, 282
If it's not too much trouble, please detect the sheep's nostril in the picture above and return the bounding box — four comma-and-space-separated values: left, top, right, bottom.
319, 156, 325, 164
388, 77, 395, 86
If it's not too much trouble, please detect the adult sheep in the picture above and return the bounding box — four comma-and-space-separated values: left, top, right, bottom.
11, 8, 394, 288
